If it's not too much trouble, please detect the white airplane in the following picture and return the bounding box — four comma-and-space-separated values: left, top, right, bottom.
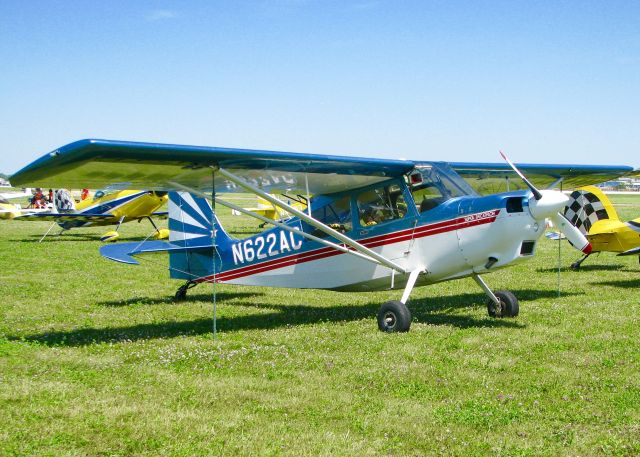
10, 139, 632, 332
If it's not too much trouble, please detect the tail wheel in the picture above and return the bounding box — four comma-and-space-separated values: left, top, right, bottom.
174, 281, 195, 302
377, 300, 412, 332
487, 290, 519, 318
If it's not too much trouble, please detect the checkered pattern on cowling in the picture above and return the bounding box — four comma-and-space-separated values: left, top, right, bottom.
564, 189, 609, 234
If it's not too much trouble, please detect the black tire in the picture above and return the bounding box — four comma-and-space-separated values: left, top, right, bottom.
174, 286, 188, 302
570, 261, 581, 270
487, 290, 519, 318
377, 300, 412, 332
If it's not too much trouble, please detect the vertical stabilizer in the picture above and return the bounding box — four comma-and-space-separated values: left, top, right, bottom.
564, 185, 619, 235
54, 189, 76, 212
168, 191, 232, 280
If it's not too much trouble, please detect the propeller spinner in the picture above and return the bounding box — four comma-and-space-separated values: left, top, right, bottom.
500, 151, 592, 255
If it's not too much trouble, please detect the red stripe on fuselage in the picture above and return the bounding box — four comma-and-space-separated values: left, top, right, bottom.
197, 210, 500, 283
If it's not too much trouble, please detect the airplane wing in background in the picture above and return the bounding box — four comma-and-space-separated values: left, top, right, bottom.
14, 212, 116, 223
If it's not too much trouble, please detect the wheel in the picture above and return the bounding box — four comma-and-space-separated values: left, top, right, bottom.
174, 285, 188, 301
570, 261, 581, 270
377, 300, 412, 332
487, 290, 519, 318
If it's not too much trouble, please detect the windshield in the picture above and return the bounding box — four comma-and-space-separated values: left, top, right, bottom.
409, 162, 476, 213
93, 189, 116, 200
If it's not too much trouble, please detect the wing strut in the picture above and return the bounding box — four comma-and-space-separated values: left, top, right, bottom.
214, 167, 408, 274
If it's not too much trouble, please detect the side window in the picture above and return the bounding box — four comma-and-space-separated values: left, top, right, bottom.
409, 166, 460, 213
311, 195, 352, 233
357, 183, 408, 227
412, 182, 446, 213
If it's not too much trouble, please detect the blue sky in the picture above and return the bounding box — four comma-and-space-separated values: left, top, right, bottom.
1, 1, 638, 174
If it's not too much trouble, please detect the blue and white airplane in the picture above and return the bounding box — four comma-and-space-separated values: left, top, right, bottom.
10, 140, 632, 332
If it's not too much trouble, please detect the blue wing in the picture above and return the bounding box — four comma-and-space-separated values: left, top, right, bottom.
10, 139, 414, 195
448, 161, 633, 194
10, 139, 633, 195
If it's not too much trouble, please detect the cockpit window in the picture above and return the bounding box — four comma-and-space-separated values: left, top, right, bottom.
357, 183, 408, 227
409, 163, 476, 213
310, 195, 352, 233
93, 189, 116, 200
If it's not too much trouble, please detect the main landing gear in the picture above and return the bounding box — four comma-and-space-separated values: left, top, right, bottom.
472, 274, 519, 318
174, 281, 197, 301
378, 300, 412, 332
377, 272, 519, 333
570, 252, 591, 270
377, 269, 422, 333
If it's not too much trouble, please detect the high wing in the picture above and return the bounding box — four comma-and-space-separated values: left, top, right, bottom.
448, 162, 632, 195
10, 139, 414, 195
11, 139, 632, 195
14, 212, 116, 223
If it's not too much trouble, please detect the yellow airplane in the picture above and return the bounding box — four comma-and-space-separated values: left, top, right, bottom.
15, 188, 169, 242
231, 195, 307, 226
0, 196, 22, 219
0, 190, 49, 219
561, 185, 640, 269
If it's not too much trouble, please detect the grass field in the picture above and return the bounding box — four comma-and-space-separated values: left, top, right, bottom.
1, 194, 640, 456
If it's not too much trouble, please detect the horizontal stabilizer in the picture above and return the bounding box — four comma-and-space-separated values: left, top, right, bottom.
618, 246, 640, 257
100, 240, 214, 265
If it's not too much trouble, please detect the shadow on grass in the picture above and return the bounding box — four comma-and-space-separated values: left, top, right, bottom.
17, 233, 100, 243
98, 292, 264, 307
593, 279, 640, 288
536, 264, 626, 273
19, 232, 169, 243
10, 289, 561, 347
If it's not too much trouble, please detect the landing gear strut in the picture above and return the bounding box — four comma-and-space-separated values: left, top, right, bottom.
472, 274, 519, 318
570, 253, 591, 270
174, 281, 197, 301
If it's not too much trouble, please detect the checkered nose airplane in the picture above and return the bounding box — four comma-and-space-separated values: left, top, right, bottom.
10, 140, 632, 332
548, 185, 640, 269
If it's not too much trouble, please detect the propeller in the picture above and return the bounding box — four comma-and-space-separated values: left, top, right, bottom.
500, 151, 592, 255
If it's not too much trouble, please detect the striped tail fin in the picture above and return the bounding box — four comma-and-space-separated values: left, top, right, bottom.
564, 185, 619, 235
168, 191, 232, 280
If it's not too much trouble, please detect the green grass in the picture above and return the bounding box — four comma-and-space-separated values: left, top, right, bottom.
1, 194, 640, 456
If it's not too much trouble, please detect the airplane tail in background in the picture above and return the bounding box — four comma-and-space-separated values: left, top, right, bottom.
564, 185, 619, 235
54, 189, 76, 212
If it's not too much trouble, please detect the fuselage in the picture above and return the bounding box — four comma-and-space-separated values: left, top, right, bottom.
59, 190, 167, 229
171, 163, 544, 291
587, 218, 640, 253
